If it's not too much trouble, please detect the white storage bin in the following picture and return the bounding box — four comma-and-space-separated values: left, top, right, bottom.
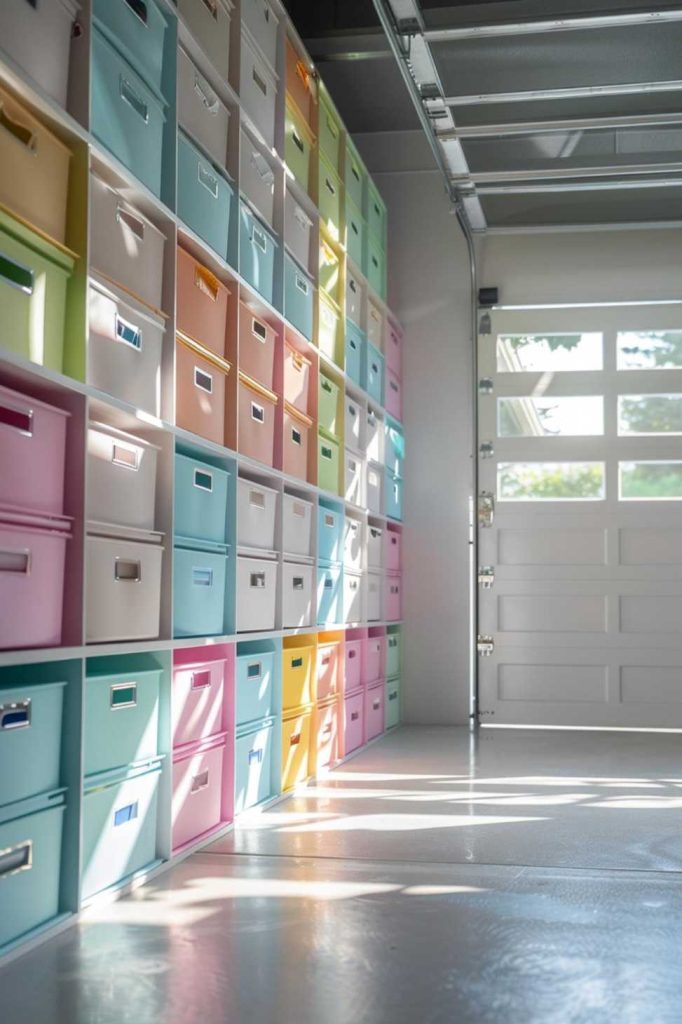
90, 175, 166, 311
236, 554, 277, 632
344, 449, 365, 507
178, 0, 233, 84
367, 524, 384, 569
240, 129, 276, 228
282, 493, 313, 558
343, 570, 363, 624
178, 48, 231, 168
240, 27, 278, 149
344, 516, 363, 572
87, 275, 165, 417
346, 267, 363, 326
237, 476, 277, 552
0, 0, 79, 107
86, 526, 164, 642
365, 408, 383, 463
242, 0, 279, 70
345, 394, 363, 452
282, 560, 314, 628
366, 462, 383, 515
87, 422, 159, 531
367, 298, 383, 349
284, 191, 313, 273
366, 571, 382, 622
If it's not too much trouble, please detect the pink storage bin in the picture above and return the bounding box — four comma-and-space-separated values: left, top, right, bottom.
172, 657, 228, 750
284, 343, 311, 414
343, 691, 364, 756
176, 336, 230, 445
0, 384, 69, 516
363, 636, 383, 686
177, 247, 229, 358
283, 403, 312, 481
238, 372, 278, 466
386, 321, 402, 377
0, 511, 71, 649
315, 699, 339, 771
385, 526, 402, 572
385, 370, 402, 421
317, 641, 341, 701
365, 684, 385, 742
239, 303, 276, 390
172, 735, 228, 852
385, 573, 402, 621
344, 639, 363, 692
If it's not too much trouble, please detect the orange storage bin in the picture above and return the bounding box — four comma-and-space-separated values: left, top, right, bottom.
238, 372, 278, 466
284, 343, 311, 414
283, 403, 312, 481
317, 641, 341, 701
286, 38, 316, 129
176, 335, 231, 445
239, 302, 276, 390
176, 247, 229, 358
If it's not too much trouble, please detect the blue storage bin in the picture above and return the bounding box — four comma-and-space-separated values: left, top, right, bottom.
317, 564, 343, 625
178, 131, 234, 261
318, 500, 344, 564
236, 649, 274, 726
0, 789, 65, 950
93, 0, 169, 96
363, 340, 384, 405
284, 253, 314, 340
239, 200, 277, 306
82, 760, 162, 900
174, 453, 230, 545
235, 716, 275, 815
0, 681, 65, 808
173, 541, 229, 638
345, 321, 364, 385
385, 417, 405, 478
385, 469, 403, 521
84, 667, 162, 778
91, 28, 167, 198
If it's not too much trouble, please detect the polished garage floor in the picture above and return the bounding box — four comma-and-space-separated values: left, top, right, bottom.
5, 726, 682, 1023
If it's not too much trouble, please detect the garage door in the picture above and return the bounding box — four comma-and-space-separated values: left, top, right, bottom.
477, 302, 682, 727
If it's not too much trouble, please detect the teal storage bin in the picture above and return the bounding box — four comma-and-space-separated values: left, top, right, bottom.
385, 417, 405, 478
367, 180, 387, 248
363, 341, 384, 405
174, 453, 230, 545
284, 253, 314, 340
93, 0, 169, 96
318, 373, 340, 437
317, 564, 343, 625
0, 790, 65, 950
385, 469, 403, 521
91, 28, 167, 198
318, 154, 342, 242
240, 200, 277, 306
387, 632, 401, 678
235, 716, 274, 814
367, 236, 386, 299
173, 541, 229, 638
0, 681, 65, 808
345, 199, 365, 271
236, 649, 274, 726
386, 679, 400, 730
318, 500, 343, 564
178, 131, 234, 261
345, 322, 364, 385
84, 667, 162, 777
345, 140, 366, 211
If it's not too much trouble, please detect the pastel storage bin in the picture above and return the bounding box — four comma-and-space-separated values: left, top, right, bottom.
240, 27, 278, 149
0, 384, 69, 516
176, 335, 230, 446
345, 322, 364, 386
364, 634, 383, 685
285, 193, 313, 273
240, 202, 277, 305
317, 642, 341, 702
366, 572, 382, 622
236, 555, 277, 632
345, 639, 363, 692
177, 247, 229, 358
0, 790, 65, 950
315, 698, 339, 771
173, 541, 228, 638
87, 423, 159, 532
365, 409, 383, 463
345, 395, 363, 452
364, 342, 384, 405
318, 293, 342, 364
284, 344, 311, 413
0, 210, 74, 373
91, 28, 167, 198
386, 320, 403, 377
386, 526, 402, 572
93, 0, 167, 93
367, 524, 384, 569
318, 95, 342, 170
345, 200, 365, 271
283, 404, 312, 481
367, 181, 387, 248
385, 419, 405, 478
367, 236, 386, 299
282, 561, 314, 628
285, 102, 313, 192
236, 649, 274, 725
173, 657, 227, 747
90, 176, 166, 310
343, 570, 363, 624
346, 270, 363, 328
243, 0, 278, 69
0, 514, 71, 650
318, 155, 342, 242
81, 760, 161, 900
284, 255, 314, 341
386, 470, 403, 521
282, 493, 313, 558
281, 708, 312, 792
319, 374, 340, 437
386, 632, 401, 678
385, 370, 403, 421
343, 691, 364, 755
317, 501, 343, 564
178, 48, 230, 167
386, 679, 400, 730
0, 0, 79, 107
241, 131, 276, 231
0, 681, 66, 807
237, 477, 276, 552
0, 83, 71, 245
282, 644, 314, 711
365, 684, 385, 742
174, 453, 230, 545
178, 131, 234, 261
286, 38, 316, 127
238, 373, 278, 466
345, 140, 367, 210
239, 302, 276, 390
84, 667, 161, 777
367, 299, 383, 350
319, 239, 341, 305
385, 573, 402, 622
177, 0, 233, 83
86, 528, 163, 643
344, 516, 363, 572
317, 564, 342, 626
235, 717, 274, 813
172, 737, 226, 850
367, 462, 383, 515
318, 432, 340, 494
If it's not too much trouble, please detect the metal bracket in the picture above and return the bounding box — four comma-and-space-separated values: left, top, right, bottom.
479, 312, 492, 335
396, 17, 421, 35
478, 566, 495, 589
477, 635, 494, 656
478, 491, 495, 528
479, 442, 494, 459
420, 82, 442, 101
479, 378, 493, 394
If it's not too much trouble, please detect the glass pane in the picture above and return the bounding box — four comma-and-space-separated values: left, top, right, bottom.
617, 331, 682, 369
498, 396, 603, 437
618, 395, 682, 435
620, 462, 682, 500
497, 333, 603, 372
498, 462, 605, 501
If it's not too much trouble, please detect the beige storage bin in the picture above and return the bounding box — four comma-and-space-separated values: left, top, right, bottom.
178, 0, 233, 84
87, 422, 159, 532
86, 525, 164, 642
178, 47, 231, 168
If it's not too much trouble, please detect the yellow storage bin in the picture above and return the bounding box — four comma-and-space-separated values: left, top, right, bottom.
282, 643, 315, 712
282, 707, 312, 792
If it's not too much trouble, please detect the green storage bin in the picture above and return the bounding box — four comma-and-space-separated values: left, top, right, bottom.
0, 681, 66, 807
367, 235, 386, 299
367, 179, 387, 248
319, 94, 342, 170
319, 238, 341, 305
387, 632, 401, 678
173, 541, 229, 638
318, 373, 340, 437
345, 321, 364, 385
345, 139, 366, 211
0, 208, 74, 372
285, 102, 313, 193
385, 678, 400, 730
318, 153, 342, 243
345, 198, 365, 271
318, 431, 340, 494
84, 666, 162, 777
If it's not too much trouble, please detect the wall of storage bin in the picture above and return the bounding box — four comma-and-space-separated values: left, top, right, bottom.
0, 0, 404, 963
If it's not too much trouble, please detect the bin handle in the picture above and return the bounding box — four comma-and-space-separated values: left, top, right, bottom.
322, 723, 332, 736
351, 711, 359, 722
252, 66, 268, 98
251, 401, 265, 423
115, 312, 142, 351
195, 266, 220, 302
112, 443, 139, 471
373, 699, 381, 711
292, 129, 304, 154
248, 748, 263, 764
0, 397, 33, 436
290, 732, 301, 746
252, 227, 267, 254
193, 74, 220, 115
191, 769, 210, 794
0, 549, 30, 575
295, 273, 309, 295
114, 801, 138, 827
251, 151, 275, 186
194, 366, 213, 393
0, 103, 36, 153
116, 204, 145, 240
114, 559, 142, 582
124, 0, 148, 25
324, 176, 336, 197
198, 162, 219, 199
348, 648, 357, 660
120, 76, 149, 124
0, 840, 32, 879
193, 468, 213, 492
292, 576, 305, 590
291, 426, 302, 446
110, 683, 138, 709
200, 0, 219, 18
0, 250, 34, 297
0, 699, 31, 731
191, 670, 212, 690
295, 60, 311, 91
247, 660, 262, 680
250, 572, 266, 588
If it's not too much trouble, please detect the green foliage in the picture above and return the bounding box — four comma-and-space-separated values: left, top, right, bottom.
500, 463, 604, 500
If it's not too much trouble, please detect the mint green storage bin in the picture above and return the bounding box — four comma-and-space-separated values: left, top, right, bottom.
178, 131, 234, 261
319, 96, 342, 170
239, 200, 277, 306
387, 632, 401, 678
345, 321, 364, 385
235, 716, 275, 814
0, 681, 66, 807
173, 541, 229, 638
385, 417, 405, 478
367, 179, 387, 248
318, 154, 342, 242
93, 0, 169, 96
285, 103, 313, 193
345, 198, 365, 272
0, 790, 65, 950
367, 235, 386, 299
345, 140, 366, 211
318, 431, 340, 494
386, 679, 400, 730
363, 341, 384, 405
318, 373, 340, 437
385, 469, 403, 521
236, 649, 274, 726
284, 253, 314, 340
84, 667, 161, 778
317, 564, 343, 625
174, 453, 230, 545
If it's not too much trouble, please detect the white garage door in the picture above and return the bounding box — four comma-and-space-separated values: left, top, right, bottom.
478, 302, 682, 727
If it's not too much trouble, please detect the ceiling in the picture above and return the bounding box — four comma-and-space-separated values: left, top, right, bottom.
282, 0, 682, 231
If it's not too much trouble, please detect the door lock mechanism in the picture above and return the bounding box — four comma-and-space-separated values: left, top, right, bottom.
477, 635, 494, 656
478, 492, 495, 528
478, 566, 495, 589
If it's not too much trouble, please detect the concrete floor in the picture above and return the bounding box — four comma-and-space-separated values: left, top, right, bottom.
5, 726, 682, 1023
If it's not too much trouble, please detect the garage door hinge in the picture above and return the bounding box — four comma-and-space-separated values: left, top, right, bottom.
478, 566, 495, 589
478, 492, 495, 528
477, 635, 494, 656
